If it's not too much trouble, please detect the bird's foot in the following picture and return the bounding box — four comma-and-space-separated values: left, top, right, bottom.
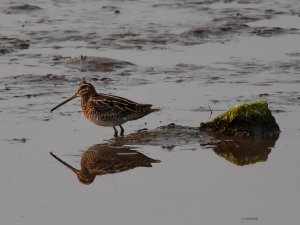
113, 126, 119, 137
119, 125, 124, 137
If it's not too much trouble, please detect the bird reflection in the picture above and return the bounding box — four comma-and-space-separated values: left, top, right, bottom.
211, 137, 277, 166
50, 144, 160, 184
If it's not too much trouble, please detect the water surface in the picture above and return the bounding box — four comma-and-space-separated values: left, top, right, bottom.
1, 0, 300, 224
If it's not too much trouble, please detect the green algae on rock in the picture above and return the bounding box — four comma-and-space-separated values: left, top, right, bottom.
200, 100, 280, 138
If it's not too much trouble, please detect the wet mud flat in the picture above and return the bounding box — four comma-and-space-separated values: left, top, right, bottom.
1, 0, 300, 225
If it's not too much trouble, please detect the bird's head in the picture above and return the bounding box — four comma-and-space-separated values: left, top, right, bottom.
75, 81, 97, 98
76, 172, 95, 185
50, 152, 95, 185
50, 81, 97, 112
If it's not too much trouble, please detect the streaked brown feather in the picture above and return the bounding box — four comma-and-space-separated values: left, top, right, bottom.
50, 144, 160, 184
51, 81, 160, 136
83, 93, 156, 124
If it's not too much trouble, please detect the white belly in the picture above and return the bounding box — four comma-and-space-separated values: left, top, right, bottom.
84, 113, 128, 127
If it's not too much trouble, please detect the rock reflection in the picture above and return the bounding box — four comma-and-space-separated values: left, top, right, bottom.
108, 123, 278, 166
210, 137, 278, 166
50, 144, 160, 185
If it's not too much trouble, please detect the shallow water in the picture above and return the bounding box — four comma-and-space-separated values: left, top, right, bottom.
1, 0, 300, 224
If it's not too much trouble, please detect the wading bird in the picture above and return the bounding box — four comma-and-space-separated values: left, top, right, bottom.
50, 81, 159, 136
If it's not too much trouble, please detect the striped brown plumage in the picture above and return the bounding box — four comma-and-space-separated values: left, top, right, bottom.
50, 144, 160, 184
50, 81, 159, 136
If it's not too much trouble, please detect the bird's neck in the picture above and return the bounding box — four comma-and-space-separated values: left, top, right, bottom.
81, 95, 90, 102
80, 95, 92, 111
81, 92, 96, 102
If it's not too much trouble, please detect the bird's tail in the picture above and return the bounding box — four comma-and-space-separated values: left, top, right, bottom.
151, 108, 160, 112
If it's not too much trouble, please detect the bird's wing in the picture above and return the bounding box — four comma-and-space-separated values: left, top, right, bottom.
94, 94, 153, 113
87, 97, 116, 114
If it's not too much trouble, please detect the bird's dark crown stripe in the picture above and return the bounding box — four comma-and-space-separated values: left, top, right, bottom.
79, 83, 94, 89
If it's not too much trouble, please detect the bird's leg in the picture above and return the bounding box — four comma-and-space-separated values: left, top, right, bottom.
113, 126, 118, 137
119, 125, 124, 136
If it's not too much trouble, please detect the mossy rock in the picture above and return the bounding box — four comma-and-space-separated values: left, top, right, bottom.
200, 100, 280, 138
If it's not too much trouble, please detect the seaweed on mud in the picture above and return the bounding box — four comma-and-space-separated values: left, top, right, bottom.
181, 23, 250, 38
21, 29, 89, 44
9, 74, 79, 84
53, 56, 135, 72
1, 4, 41, 14
181, 22, 298, 43
4, 138, 28, 144
0, 37, 30, 55
251, 26, 298, 37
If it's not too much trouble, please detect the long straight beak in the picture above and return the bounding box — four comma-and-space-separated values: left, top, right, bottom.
50, 152, 79, 174
50, 95, 77, 112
